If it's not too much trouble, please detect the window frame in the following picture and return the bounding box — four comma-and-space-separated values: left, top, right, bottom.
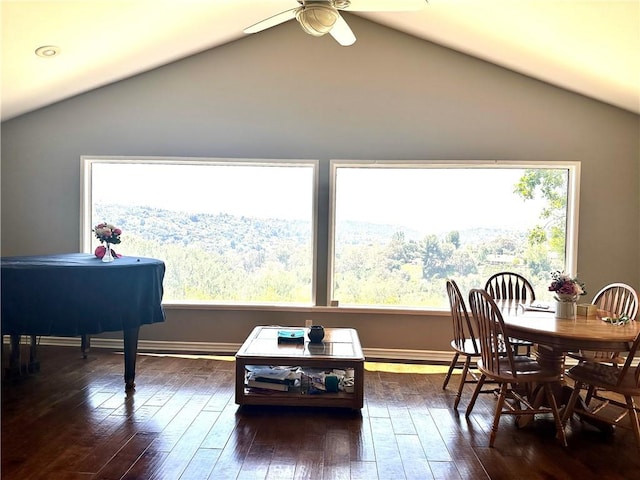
80, 156, 320, 306
328, 159, 581, 309
80, 156, 580, 311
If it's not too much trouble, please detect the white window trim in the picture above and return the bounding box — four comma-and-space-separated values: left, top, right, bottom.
80, 156, 580, 311
80, 155, 320, 305
328, 159, 581, 304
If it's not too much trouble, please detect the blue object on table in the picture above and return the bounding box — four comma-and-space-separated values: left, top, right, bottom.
277, 329, 305, 343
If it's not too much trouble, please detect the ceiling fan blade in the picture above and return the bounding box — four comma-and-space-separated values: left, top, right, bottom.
342, 0, 427, 12
329, 14, 356, 46
244, 8, 298, 34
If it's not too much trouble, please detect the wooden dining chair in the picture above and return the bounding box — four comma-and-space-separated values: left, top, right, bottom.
484, 272, 537, 356
442, 279, 482, 410
562, 331, 640, 450
565, 283, 639, 404
592, 283, 639, 319
567, 283, 639, 365
465, 288, 567, 447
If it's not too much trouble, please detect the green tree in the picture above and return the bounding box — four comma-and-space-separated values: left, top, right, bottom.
513, 169, 567, 258
445, 230, 460, 249
448, 248, 478, 276
386, 231, 420, 271
421, 235, 444, 278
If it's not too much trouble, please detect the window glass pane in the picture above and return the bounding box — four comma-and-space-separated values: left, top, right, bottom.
88, 160, 315, 304
332, 165, 571, 308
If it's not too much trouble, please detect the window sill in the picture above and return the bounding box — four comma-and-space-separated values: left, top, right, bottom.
162, 301, 448, 317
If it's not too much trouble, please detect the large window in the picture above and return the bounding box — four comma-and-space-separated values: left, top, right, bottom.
331, 161, 579, 309
81, 158, 317, 304
82, 157, 579, 310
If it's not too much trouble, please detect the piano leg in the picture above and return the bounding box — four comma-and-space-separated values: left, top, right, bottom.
28, 335, 40, 372
123, 327, 140, 391
7, 335, 23, 377
81, 335, 91, 359
5, 335, 39, 376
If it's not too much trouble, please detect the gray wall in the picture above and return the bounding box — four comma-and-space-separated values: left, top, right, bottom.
2, 16, 639, 356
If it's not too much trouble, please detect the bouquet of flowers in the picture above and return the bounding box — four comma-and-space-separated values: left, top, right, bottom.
548, 271, 586, 302
93, 222, 122, 245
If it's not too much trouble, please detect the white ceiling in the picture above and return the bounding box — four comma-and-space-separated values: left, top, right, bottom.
2, 0, 639, 122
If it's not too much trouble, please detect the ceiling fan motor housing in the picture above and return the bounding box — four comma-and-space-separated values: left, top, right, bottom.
248, 0, 426, 46
296, 3, 339, 36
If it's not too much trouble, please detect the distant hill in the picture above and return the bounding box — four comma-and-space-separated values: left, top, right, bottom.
95, 203, 522, 249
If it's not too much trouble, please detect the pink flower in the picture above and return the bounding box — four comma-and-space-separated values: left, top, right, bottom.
548, 271, 586, 300
93, 222, 122, 245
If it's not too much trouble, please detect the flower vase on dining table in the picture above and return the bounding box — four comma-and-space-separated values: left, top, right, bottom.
555, 294, 577, 319
102, 243, 114, 263
548, 271, 585, 320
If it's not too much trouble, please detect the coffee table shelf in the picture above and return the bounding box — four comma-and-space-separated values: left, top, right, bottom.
235, 326, 364, 409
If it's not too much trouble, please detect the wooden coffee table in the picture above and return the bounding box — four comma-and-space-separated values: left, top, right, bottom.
235, 326, 364, 409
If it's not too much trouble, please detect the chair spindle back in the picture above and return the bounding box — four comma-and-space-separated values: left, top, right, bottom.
468, 288, 515, 377
592, 283, 638, 321
484, 272, 536, 303
446, 279, 479, 354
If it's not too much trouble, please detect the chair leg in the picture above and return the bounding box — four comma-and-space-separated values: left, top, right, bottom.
489, 383, 508, 447
625, 396, 640, 451
544, 383, 567, 447
584, 384, 597, 406
442, 353, 459, 390
465, 374, 486, 418
454, 355, 471, 410
561, 381, 584, 426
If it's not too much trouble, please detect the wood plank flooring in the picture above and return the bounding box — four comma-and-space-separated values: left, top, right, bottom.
2, 345, 638, 479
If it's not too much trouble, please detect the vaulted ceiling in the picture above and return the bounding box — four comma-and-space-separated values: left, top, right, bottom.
2, 0, 639, 122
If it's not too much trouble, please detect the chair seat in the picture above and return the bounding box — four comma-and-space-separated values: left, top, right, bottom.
566, 350, 624, 364
478, 357, 561, 383
450, 338, 481, 356
451, 340, 530, 358
510, 337, 534, 346
566, 362, 640, 397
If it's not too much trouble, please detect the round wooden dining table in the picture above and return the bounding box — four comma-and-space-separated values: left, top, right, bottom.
496, 301, 640, 431
500, 301, 640, 374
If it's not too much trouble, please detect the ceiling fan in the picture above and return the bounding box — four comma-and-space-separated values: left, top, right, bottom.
244, 0, 428, 46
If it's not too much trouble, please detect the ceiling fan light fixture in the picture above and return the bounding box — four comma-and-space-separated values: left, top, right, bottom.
296, 4, 339, 37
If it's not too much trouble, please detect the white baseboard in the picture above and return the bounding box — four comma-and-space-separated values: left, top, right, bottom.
8, 336, 454, 364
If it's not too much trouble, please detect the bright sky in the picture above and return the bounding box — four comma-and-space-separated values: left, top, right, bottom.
92, 162, 314, 221
335, 168, 548, 232
92, 162, 553, 232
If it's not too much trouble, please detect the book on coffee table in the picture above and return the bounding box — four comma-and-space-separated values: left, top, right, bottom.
246, 378, 290, 391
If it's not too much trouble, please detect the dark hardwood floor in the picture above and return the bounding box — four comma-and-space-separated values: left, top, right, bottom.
2, 345, 638, 479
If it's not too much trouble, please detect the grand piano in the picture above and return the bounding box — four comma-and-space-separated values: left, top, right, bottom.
1, 253, 166, 389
